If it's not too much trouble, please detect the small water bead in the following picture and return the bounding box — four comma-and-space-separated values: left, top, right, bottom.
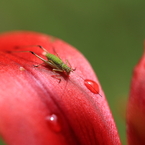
19, 66, 25, 71
46, 114, 61, 132
84, 79, 102, 97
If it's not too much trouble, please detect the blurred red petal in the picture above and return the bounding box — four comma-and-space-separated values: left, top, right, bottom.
127, 45, 145, 145
0, 31, 121, 145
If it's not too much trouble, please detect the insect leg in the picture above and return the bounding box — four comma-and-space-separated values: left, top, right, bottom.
35, 45, 49, 53
51, 75, 61, 83
28, 51, 49, 63
65, 59, 76, 71
8, 50, 48, 63
34, 62, 45, 67
52, 68, 63, 73
52, 47, 61, 59
52, 68, 64, 83
15, 45, 49, 54
45, 60, 63, 82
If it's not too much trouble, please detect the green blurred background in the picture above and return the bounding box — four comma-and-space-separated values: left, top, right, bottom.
0, 0, 145, 144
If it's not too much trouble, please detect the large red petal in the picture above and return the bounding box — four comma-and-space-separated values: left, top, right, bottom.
0, 31, 121, 145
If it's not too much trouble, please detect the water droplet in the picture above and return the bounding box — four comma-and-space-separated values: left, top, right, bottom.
46, 114, 61, 132
84, 79, 102, 97
19, 66, 25, 71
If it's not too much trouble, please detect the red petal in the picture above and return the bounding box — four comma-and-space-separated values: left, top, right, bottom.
127, 46, 145, 145
0, 31, 121, 145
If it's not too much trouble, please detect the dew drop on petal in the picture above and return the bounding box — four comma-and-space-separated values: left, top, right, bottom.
46, 114, 61, 132
84, 79, 102, 97
19, 66, 25, 71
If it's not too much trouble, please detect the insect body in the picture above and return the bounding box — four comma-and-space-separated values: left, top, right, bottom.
15, 45, 76, 76
43, 48, 75, 75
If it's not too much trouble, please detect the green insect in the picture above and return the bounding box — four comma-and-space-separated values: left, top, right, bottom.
13, 45, 76, 82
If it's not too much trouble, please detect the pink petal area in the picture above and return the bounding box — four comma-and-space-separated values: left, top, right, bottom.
0, 31, 121, 145
127, 47, 145, 145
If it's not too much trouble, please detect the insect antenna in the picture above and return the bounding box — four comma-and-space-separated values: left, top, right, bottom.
15, 45, 49, 53
8, 50, 48, 64
52, 47, 61, 59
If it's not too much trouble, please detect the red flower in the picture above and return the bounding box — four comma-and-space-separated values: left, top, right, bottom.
127, 48, 145, 145
0, 31, 121, 145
